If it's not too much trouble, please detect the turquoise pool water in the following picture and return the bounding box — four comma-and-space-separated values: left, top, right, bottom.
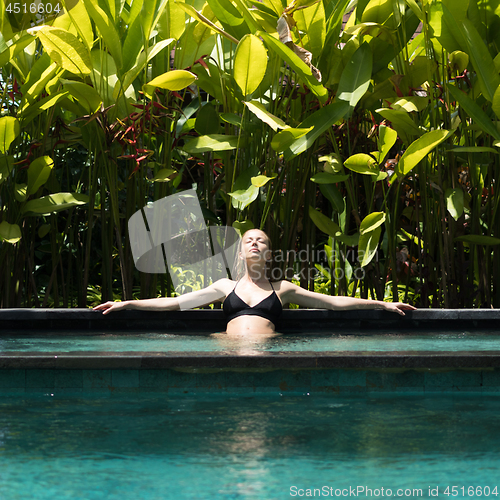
1, 330, 499, 352
0, 393, 499, 499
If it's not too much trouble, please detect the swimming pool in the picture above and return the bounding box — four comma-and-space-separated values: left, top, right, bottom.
0, 392, 499, 500
1, 330, 499, 352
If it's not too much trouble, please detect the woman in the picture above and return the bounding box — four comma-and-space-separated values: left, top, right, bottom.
94, 229, 415, 334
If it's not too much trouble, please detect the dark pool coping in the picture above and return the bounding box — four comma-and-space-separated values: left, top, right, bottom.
1, 351, 500, 369
1, 308, 500, 332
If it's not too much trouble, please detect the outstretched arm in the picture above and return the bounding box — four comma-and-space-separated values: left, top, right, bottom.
280, 281, 416, 316
93, 279, 230, 315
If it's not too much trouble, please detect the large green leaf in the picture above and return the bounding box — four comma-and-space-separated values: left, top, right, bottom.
310, 173, 349, 184
455, 235, 500, 245
63, 80, 103, 114
375, 108, 422, 143
0, 155, 14, 185
284, 101, 350, 160
308, 206, 342, 238
294, 0, 326, 58
259, 31, 328, 104
337, 42, 372, 110
319, 184, 344, 213
19, 90, 69, 125
445, 187, 464, 220
228, 166, 260, 210
244, 101, 288, 131
460, 18, 500, 103
36, 26, 92, 75
448, 84, 500, 141
27, 156, 54, 196
207, 0, 251, 40
82, 0, 123, 68
376, 125, 398, 164
0, 116, 20, 154
234, 34, 268, 97
358, 225, 382, 266
360, 211, 386, 234
0, 34, 35, 67
271, 127, 313, 152
0, 221, 21, 244
395, 130, 450, 178
344, 153, 380, 176
183, 134, 240, 153
22, 193, 89, 215
143, 70, 197, 98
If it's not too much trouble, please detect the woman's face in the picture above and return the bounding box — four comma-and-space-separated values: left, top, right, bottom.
240, 230, 272, 262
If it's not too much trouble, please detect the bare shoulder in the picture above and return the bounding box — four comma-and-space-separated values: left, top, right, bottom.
212, 278, 236, 295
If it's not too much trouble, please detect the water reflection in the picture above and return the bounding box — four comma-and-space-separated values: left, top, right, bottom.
210, 331, 281, 355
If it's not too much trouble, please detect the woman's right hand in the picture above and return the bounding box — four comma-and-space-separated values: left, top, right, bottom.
93, 301, 128, 315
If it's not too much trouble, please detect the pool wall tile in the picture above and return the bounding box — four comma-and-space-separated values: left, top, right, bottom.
26, 369, 55, 388
3, 367, 500, 393
0, 369, 25, 388
55, 370, 83, 388
83, 370, 112, 389
112, 369, 140, 388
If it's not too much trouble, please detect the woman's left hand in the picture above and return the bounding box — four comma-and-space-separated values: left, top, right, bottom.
383, 302, 417, 316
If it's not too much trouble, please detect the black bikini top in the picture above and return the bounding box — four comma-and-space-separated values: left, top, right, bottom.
223, 281, 283, 325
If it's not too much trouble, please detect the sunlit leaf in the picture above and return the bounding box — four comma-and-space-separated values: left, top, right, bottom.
27, 156, 54, 196
344, 153, 380, 176
151, 169, 177, 182
0, 221, 21, 244
34, 26, 92, 75
184, 134, 240, 153
358, 225, 382, 266
244, 101, 288, 131
144, 70, 197, 98
360, 211, 386, 235
396, 130, 450, 178
0, 117, 20, 154
251, 175, 276, 187
445, 187, 464, 220
22, 193, 89, 215
271, 127, 313, 152
234, 34, 268, 97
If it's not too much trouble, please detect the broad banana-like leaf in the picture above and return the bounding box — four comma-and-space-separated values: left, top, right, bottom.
395, 130, 450, 178
143, 69, 197, 97
448, 85, 500, 141
0, 34, 34, 67
27, 156, 54, 196
360, 211, 386, 234
319, 184, 345, 214
460, 19, 500, 103
244, 101, 287, 131
82, 0, 123, 68
22, 193, 89, 215
63, 80, 102, 114
228, 166, 259, 210
63, 0, 94, 49
271, 127, 313, 152
0, 116, 20, 154
259, 31, 327, 103
284, 101, 350, 160
0, 155, 14, 185
358, 225, 382, 267
195, 103, 220, 135
294, 0, 325, 59
184, 134, 240, 153
251, 175, 276, 187
376, 125, 397, 165
344, 153, 380, 176
0, 221, 21, 244
20, 55, 59, 104
337, 42, 372, 110
375, 107, 422, 143
445, 187, 464, 220
360, 0, 394, 25
151, 169, 177, 182
310, 173, 349, 184
233, 219, 254, 236
19, 90, 69, 125
34, 26, 92, 75
308, 206, 342, 238
234, 34, 268, 97
175, 1, 239, 44
207, 0, 251, 40
455, 235, 500, 245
